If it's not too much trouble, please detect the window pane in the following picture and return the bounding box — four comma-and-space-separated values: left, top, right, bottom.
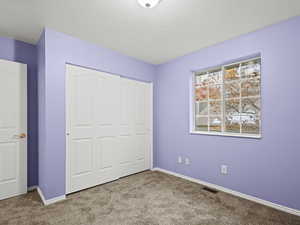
195, 102, 208, 115
241, 97, 260, 115
195, 73, 209, 86
195, 86, 208, 101
225, 99, 240, 133
241, 114, 260, 134
210, 116, 222, 132
240, 60, 261, 79
209, 85, 222, 100
208, 70, 222, 85
224, 82, 240, 98
241, 78, 260, 97
224, 64, 240, 82
195, 116, 208, 131
209, 101, 222, 115
241, 97, 260, 134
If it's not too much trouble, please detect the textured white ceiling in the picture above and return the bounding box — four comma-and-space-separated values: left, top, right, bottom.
0, 0, 300, 64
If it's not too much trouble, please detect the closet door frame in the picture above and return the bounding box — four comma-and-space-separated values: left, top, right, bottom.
149, 82, 153, 171
65, 64, 153, 194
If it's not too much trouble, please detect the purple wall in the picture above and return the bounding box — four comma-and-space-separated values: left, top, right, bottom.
155, 16, 300, 210
38, 28, 156, 199
3, 15, 298, 210
0, 37, 38, 187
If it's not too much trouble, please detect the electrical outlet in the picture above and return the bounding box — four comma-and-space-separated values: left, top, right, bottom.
185, 158, 190, 165
178, 156, 183, 164
221, 165, 228, 175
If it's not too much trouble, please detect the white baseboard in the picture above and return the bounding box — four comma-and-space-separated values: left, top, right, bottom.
27, 186, 37, 191
37, 187, 66, 205
152, 167, 300, 217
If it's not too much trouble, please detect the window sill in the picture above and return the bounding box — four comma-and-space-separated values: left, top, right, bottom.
190, 131, 261, 139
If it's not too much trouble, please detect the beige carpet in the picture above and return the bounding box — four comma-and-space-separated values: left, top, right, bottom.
0, 171, 299, 225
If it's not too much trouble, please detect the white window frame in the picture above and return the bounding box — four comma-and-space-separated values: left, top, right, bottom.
190, 57, 262, 139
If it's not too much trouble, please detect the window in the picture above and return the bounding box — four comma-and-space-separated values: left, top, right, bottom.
192, 57, 261, 138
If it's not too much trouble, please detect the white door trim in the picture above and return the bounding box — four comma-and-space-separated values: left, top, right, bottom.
149, 82, 154, 170
65, 65, 71, 195
19, 61, 27, 197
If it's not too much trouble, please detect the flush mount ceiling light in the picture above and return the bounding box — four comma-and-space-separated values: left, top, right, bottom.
137, 0, 161, 8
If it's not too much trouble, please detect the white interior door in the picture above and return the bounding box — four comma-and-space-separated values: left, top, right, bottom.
0, 59, 27, 200
66, 64, 152, 194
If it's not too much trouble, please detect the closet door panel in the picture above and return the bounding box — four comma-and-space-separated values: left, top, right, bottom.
67, 71, 95, 193
119, 79, 134, 176
144, 83, 152, 169
93, 73, 120, 183
119, 79, 151, 177
134, 82, 149, 172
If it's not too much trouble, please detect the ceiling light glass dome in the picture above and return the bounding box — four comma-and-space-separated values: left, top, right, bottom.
137, 0, 161, 8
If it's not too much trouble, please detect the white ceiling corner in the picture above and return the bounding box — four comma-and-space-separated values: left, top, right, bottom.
0, 0, 300, 64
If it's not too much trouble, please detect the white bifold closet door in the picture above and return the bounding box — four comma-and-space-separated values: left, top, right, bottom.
66, 65, 152, 194
119, 78, 151, 177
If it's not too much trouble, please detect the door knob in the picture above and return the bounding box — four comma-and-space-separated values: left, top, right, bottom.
13, 133, 27, 139
19, 133, 26, 138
